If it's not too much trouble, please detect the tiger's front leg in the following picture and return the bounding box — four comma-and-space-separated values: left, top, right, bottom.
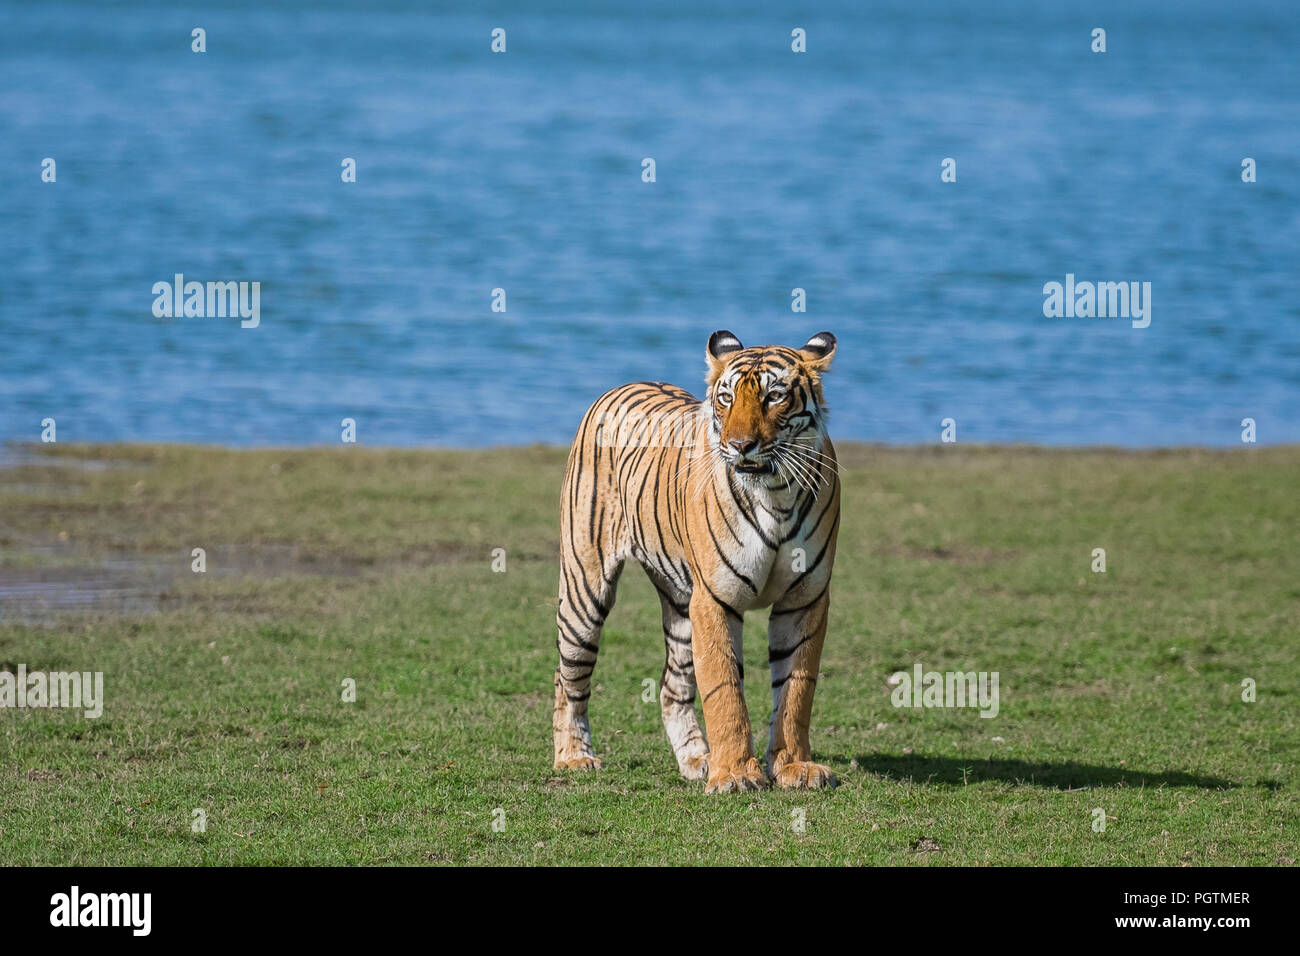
690, 590, 767, 793
766, 587, 836, 789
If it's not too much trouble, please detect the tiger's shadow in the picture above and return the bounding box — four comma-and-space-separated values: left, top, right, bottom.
832, 753, 1257, 790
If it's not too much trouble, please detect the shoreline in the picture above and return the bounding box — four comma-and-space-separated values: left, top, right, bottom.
4, 439, 1297, 461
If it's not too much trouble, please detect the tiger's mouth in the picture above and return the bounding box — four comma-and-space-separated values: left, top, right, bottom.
732, 459, 777, 476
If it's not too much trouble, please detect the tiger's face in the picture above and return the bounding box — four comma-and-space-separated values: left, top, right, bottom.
704, 330, 837, 480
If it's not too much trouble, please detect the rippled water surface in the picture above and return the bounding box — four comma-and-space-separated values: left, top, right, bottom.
2, 0, 1297, 446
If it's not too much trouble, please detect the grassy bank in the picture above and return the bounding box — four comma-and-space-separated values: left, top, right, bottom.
0, 441, 1296, 865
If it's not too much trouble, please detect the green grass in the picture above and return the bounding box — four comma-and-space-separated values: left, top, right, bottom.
0, 441, 1296, 865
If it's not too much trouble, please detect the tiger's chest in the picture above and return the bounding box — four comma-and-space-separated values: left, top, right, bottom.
711, 491, 820, 611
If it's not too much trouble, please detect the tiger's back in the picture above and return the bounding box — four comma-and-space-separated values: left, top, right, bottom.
560, 381, 703, 603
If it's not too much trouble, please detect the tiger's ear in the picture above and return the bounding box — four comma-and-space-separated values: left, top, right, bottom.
798, 331, 836, 372
706, 330, 744, 381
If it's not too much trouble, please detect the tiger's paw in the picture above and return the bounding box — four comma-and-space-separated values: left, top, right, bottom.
704, 757, 769, 794
770, 759, 837, 790
676, 752, 709, 781
554, 753, 602, 771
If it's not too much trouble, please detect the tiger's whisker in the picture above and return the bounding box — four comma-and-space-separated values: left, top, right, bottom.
776, 441, 825, 489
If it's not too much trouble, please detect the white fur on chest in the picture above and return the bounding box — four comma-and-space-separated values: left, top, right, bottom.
724, 483, 815, 610
756, 531, 813, 608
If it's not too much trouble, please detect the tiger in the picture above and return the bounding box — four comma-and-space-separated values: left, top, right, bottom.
552, 330, 841, 793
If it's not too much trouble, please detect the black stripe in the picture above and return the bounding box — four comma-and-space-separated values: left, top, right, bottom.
768, 634, 811, 664
705, 505, 758, 594
771, 583, 828, 617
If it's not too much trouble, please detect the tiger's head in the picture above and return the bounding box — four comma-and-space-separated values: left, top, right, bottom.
704, 330, 837, 481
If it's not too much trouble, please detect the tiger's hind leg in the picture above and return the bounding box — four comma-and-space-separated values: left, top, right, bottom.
553, 556, 623, 771
651, 577, 709, 780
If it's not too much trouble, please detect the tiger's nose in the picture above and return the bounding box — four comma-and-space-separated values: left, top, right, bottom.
729, 438, 759, 458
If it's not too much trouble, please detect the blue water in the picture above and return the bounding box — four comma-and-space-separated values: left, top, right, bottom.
2, 0, 1297, 447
